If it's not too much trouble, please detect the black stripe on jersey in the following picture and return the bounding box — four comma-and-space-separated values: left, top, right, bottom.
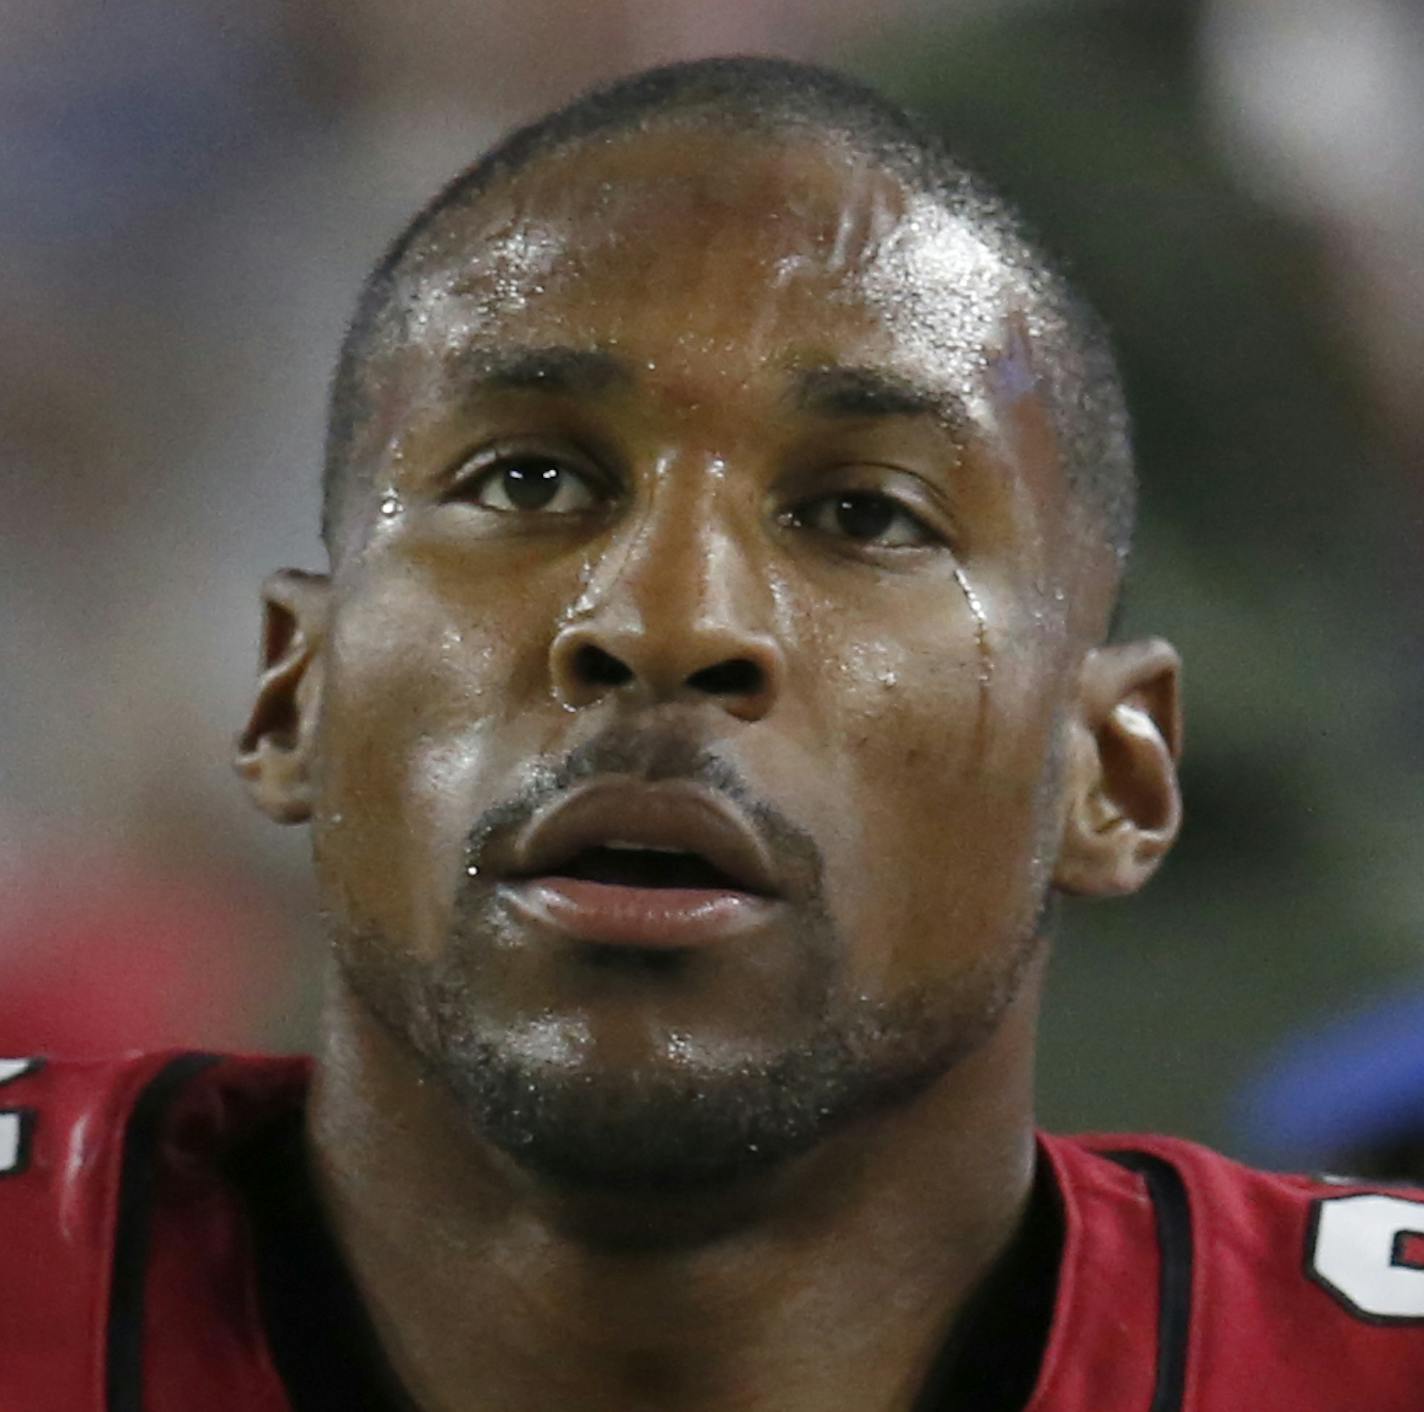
106, 1052, 220, 1412
1104, 1152, 1193, 1412
230, 1112, 422, 1412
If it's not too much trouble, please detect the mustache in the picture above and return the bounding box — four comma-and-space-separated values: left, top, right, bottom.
460, 723, 826, 897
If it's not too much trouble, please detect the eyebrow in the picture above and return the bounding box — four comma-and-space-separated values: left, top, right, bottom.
445, 345, 972, 438
453, 344, 632, 397
792, 364, 971, 437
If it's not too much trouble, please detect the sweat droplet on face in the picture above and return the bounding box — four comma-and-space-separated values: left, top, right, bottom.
953, 566, 992, 687
379, 493, 402, 518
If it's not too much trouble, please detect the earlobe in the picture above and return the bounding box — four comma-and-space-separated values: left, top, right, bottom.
1054, 638, 1182, 898
234, 570, 331, 824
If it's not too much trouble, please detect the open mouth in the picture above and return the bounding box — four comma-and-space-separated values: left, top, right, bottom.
498, 781, 782, 948
551, 844, 750, 894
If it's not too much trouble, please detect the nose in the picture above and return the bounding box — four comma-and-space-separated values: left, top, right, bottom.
548, 519, 784, 723
552, 627, 782, 721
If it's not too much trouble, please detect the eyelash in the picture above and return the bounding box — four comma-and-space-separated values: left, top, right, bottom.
457, 454, 603, 515
449, 452, 944, 551
779, 494, 937, 549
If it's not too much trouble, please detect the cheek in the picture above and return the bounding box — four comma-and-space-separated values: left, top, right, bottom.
310, 575, 528, 956
810, 587, 1063, 988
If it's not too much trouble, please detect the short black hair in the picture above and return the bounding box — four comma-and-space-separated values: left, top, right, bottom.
322, 56, 1134, 569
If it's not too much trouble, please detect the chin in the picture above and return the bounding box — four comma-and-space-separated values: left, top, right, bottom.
335, 904, 1043, 1198
420, 996, 978, 1199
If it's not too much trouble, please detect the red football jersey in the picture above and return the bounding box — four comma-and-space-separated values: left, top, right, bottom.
1, 1051, 1422, 1410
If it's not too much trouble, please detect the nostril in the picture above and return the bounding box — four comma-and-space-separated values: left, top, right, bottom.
574, 643, 634, 688
686, 658, 764, 697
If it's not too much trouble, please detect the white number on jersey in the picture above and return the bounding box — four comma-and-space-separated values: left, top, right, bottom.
1309, 1193, 1424, 1322
0, 1058, 38, 1175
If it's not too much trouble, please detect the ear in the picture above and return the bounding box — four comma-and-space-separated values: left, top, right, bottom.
1053, 638, 1182, 898
234, 569, 331, 824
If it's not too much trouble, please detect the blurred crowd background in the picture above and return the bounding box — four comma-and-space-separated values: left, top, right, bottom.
4, 0, 1424, 1173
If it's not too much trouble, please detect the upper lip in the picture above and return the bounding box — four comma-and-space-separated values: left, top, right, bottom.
505, 781, 781, 897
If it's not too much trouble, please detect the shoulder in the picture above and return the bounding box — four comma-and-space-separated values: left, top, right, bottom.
0, 1050, 309, 1410
0, 1049, 311, 1187
1045, 1131, 1424, 1410
1063, 1130, 1424, 1323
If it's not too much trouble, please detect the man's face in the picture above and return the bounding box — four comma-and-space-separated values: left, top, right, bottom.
306, 128, 1089, 1186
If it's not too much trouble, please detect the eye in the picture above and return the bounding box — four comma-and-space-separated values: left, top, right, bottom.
788, 491, 937, 548
459, 455, 600, 514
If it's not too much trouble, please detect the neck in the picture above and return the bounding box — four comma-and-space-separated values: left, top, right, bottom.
307, 967, 1044, 1412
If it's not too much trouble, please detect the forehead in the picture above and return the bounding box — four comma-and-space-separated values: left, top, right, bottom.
384, 127, 1027, 415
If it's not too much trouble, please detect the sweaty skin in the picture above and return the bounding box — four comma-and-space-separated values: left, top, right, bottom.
238, 126, 1181, 1412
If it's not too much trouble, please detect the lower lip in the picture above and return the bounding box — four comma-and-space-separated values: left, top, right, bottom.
502, 877, 772, 948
